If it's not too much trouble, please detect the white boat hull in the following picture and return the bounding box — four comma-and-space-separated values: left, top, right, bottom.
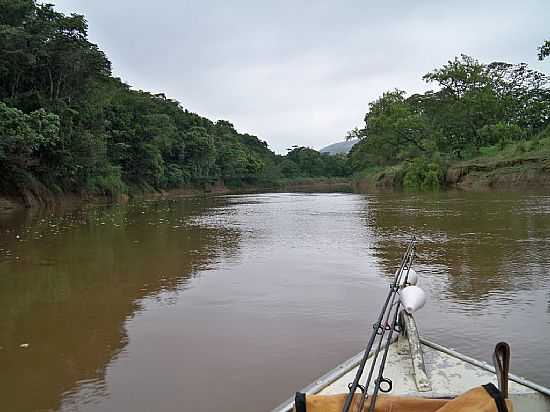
272, 337, 550, 412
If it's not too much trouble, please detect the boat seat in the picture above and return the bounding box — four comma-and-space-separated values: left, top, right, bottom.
294, 383, 512, 412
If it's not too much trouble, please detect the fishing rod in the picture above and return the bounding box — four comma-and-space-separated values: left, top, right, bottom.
341, 237, 417, 412
365, 251, 417, 412
348, 241, 417, 412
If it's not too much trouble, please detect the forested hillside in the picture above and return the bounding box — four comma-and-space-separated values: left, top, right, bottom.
0, 1, 349, 203
349, 51, 550, 190
3, 1, 546, 200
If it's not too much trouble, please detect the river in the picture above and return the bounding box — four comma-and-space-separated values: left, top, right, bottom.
1, 191, 549, 411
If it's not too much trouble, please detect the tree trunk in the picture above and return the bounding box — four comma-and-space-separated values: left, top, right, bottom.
48, 69, 54, 101
55, 72, 65, 100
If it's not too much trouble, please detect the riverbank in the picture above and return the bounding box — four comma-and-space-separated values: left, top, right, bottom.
268, 177, 353, 192
0, 177, 353, 212
447, 155, 550, 190
354, 149, 550, 192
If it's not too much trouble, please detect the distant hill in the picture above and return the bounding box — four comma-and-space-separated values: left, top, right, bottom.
320, 139, 359, 155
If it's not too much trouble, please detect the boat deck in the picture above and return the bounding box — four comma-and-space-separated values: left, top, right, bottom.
273, 337, 550, 412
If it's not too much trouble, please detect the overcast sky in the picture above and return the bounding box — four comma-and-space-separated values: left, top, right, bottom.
52, 0, 549, 153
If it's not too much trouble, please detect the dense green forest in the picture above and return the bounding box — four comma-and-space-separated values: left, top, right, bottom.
0, 1, 348, 202
2, 1, 548, 199
348, 47, 550, 189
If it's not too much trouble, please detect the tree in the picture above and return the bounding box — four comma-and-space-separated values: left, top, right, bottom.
349, 90, 434, 167
349, 52, 550, 175
0, 0, 348, 198
0, 101, 61, 189
286, 146, 325, 177
487, 62, 550, 133
183, 127, 217, 178
538, 40, 550, 61
0, 2, 110, 108
423, 55, 490, 98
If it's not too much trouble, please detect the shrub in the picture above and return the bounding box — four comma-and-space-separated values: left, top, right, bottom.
403, 158, 445, 191
85, 165, 126, 196
160, 164, 189, 188
515, 140, 529, 154
478, 123, 525, 146
479, 145, 500, 157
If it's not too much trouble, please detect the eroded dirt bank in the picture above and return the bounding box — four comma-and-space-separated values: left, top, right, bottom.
354, 158, 550, 192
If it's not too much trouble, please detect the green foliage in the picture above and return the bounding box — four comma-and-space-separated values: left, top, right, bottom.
283, 146, 351, 179
160, 164, 189, 188
183, 126, 216, 178
1, 1, 350, 198
477, 123, 525, 146
349, 52, 550, 190
536, 125, 550, 141
478, 145, 501, 157
0, 0, 111, 110
352, 90, 432, 167
402, 158, 445, 191
85, 165, 126, 196
0, 101, 60, 167
279, 158, 300, 178
538, 40, 550, 61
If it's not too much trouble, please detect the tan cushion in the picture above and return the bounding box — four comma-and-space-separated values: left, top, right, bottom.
295, 386, 513, 412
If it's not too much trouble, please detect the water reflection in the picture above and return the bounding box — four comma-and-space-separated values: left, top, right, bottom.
364, 192, 550, 305
1, 192, 549, 412
362, 191, 550, 385
0, 197, 241, 412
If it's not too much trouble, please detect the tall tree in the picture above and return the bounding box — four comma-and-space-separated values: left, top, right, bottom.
538, 40, 550, 61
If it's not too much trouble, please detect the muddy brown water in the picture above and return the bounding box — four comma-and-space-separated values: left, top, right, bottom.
1, 191, 549, 412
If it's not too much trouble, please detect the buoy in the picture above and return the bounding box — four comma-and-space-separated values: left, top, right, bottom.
399, 285, 426, 314
398, 268, 418, 286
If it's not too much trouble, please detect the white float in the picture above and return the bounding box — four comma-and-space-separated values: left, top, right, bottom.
399, 285, 426, 314
398, 268, 418, 286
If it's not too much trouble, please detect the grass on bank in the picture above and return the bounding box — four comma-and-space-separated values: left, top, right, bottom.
355, 134, 550, 191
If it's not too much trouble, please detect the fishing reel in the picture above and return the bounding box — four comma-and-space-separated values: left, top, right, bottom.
375, 377, 393, 393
